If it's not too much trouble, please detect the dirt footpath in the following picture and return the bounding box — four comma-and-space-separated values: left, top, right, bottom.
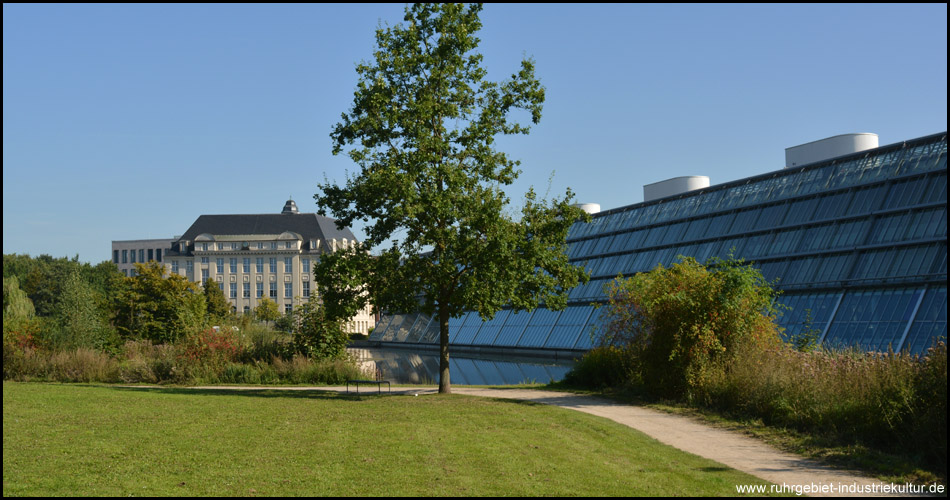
199, 385, 926, 497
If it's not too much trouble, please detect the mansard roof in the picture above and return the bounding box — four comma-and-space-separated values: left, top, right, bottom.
177, 212, 356, 244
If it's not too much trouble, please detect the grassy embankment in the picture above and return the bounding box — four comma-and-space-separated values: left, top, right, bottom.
2, 382, 786, 497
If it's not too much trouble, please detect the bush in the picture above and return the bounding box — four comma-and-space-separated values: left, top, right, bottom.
180, 328, 243, 372
290, 301, 349, 360
562, 345, 634, 389
594, 256, 782, 400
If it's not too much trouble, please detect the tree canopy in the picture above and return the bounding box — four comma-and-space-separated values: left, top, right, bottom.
314, 3, 589, 393
113, 262, 206, 344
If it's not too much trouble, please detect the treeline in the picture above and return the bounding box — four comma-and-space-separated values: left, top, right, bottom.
3, 254, 363, 384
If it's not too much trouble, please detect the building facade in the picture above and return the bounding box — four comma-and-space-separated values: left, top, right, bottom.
114, 200, 374, 335
369, 132, 948, 355
111, 238, 175, 277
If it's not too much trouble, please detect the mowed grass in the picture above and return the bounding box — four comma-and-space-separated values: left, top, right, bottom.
3, 382, 783, 496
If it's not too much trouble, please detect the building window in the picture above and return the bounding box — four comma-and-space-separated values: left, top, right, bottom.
201, 243, 208, 251
243, 282, 251, 298
269, 258, 277, 273
230, 283, 237, 299
147, 249, 153, 261
271, 242, 278, 249
303, 281, 310, 298
285, 304, 293, 315
230, 258, 237, 273
301, 258, 310, 275
285, 282, 292, 298
257, 242, 264, 249
130, 250, 136, 264
270, 282, 277, 298
201, 269, 209, 281
113, 250, 119, 264
284, 257, 292, 273
216, 258, 224, 274
256, 258, 263, 273
218, 243, 225, 250
156, 249, 162, 262
171, 260, 179, 273
123, 269, 128, 277
186, 261, 194, 275
122, 250, 128, 264
201, 257, 209, 265
257, 282, 264, 298
243, 306, 250, 314
243, 258, 250, 273
231, 243, 238, 250
218, 282, 224, 292
285, 242, 292, 249
139, 249, 145, 262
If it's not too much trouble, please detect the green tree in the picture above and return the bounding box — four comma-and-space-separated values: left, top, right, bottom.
254, 297, 281, 325
203, 278, 231, 323
291, 300, 348, 360
51, 270, 116, 350
314, 3, 588, 393
3, 276, 35, 322
113, 262, 206, 343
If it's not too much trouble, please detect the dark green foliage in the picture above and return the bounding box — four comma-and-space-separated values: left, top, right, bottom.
48, 270, 118, 351
562, 345, 633, 389
290, 300, 348, 360
315, 3, 588, 393
3, 253, 122, 320
202, 278, 231, 323
112, 262, 206, 344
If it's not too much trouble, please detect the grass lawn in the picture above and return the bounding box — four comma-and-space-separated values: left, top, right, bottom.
3, 382, 785, 496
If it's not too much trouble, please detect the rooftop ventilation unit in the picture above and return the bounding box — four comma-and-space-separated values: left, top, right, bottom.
643, 176, 710, 202
573, 203, 601, 215
785, 133, 879, 168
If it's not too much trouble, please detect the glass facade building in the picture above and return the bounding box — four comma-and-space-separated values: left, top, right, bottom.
370, 132, 948, 355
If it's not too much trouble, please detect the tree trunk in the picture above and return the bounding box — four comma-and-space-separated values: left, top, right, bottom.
438, 303, 451, 394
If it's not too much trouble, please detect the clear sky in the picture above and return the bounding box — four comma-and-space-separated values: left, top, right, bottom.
3, 3, 947, 264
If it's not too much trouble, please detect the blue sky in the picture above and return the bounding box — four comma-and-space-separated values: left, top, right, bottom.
3, 3, 947, 263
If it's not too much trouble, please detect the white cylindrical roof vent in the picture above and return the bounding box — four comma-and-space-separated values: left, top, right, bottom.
643, 176, 710, 202
573, 203, 601, 215
785, 133, 879, 168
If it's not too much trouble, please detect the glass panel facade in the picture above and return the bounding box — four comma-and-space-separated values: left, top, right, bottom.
823, 288, 922, 352
372, 133, 947, 354
902, 286, 947, 355
544, 305, 594, 349
518, 308, 561, 348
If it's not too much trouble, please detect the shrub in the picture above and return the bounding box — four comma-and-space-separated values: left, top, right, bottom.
562, 345, 634, 389
290, 301, 349, 360
118, 340, 186, 384
46, 348, 120, 383
595, 256, 782, 400
180, 328, 243, 372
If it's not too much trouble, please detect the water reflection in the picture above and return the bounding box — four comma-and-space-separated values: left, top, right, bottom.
349, 347, 575, 385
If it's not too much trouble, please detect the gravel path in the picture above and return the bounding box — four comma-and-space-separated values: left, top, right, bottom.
195, 385, 924, 497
